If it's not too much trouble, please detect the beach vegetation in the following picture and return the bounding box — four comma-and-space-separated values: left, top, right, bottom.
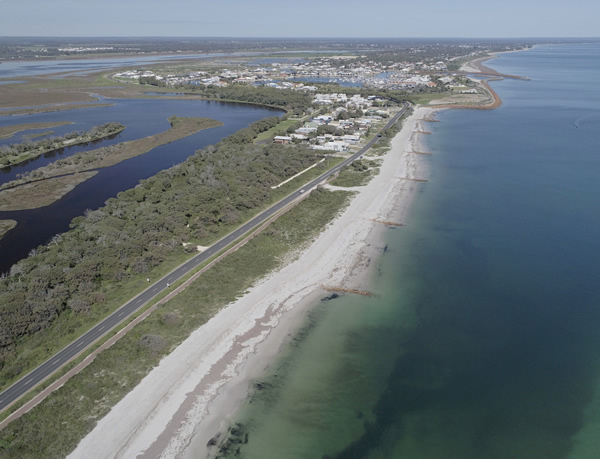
330, 159, 377, 187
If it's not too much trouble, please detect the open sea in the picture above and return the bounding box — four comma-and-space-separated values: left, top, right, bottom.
217, 43, 600, 458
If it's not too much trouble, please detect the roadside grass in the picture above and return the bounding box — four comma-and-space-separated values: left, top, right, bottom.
0, 187, 354, 459
254, 119, 298, 142
0, 224, 255, 427
191, 155, 345, 247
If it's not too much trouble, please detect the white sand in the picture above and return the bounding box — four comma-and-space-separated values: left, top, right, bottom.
68, 106, 433, 459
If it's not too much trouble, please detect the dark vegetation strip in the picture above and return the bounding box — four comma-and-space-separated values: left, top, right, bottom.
0, 122, 125, 167
0, 186, 353, 458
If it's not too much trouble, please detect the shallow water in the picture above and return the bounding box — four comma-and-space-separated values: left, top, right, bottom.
215, 43, 600, 459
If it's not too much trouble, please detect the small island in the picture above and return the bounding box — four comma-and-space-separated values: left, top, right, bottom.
0, 117, 223, 210
0, 122, 126, 167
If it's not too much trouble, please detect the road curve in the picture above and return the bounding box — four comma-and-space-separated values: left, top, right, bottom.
0, 103, 409, 414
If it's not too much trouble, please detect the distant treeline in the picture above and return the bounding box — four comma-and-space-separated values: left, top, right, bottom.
0, 37, 543, 61
139, 81, 314, 116
141, 77, 415, 113
0, 116, 323, 383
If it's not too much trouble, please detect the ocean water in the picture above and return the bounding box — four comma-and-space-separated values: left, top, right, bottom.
216, 44, 600, 459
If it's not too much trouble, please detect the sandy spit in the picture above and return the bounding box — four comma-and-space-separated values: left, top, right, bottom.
68, 106, 434, 459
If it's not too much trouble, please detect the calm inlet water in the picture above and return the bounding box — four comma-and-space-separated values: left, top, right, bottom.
216, 44, 600, 458
0, 99, 281, 273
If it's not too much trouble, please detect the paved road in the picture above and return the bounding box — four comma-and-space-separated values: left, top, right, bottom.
0, 103, 409, 413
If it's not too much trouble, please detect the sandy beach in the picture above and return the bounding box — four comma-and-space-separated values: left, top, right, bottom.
68, 106, 433, 459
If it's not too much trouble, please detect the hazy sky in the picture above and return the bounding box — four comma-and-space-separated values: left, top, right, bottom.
1, 0, 599, 38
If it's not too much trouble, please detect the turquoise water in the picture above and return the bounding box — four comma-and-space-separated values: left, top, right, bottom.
216, 44, 600, 458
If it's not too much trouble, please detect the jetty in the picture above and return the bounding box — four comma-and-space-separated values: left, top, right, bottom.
321, 286, 374, 297
370, 219, 406, 227
396, 177, 428, 183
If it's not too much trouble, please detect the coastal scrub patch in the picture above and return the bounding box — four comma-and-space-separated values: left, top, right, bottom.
330, 159, 376, 187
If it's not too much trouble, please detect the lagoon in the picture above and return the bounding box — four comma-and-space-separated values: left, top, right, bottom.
0, 98, 281, 273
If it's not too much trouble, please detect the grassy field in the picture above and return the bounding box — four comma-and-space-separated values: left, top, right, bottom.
0, 187, 353, 459
0, 122, 74, 140
254, 119, 298, 142
0, 220, 17, 240
409, 93, 450, 105
0, 172, 98, 211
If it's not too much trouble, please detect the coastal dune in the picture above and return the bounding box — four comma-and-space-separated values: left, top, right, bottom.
68, 107, 432, 459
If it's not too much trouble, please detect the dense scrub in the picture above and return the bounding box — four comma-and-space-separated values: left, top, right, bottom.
0, 130, 322, 384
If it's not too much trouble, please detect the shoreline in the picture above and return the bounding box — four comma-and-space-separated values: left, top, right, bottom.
68, 106, 433, 459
